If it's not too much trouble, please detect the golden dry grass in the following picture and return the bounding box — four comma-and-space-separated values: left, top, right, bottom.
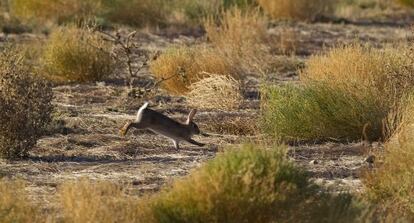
58, 179, 146, 223
257, 0, 335, 21
204, 7, 269, 76
0, 180, 45, 223
40, 26, 114, 83
186, 73, 243, 110
150, 46, 233, 95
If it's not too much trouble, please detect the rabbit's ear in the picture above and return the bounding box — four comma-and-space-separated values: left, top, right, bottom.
186, 109, 197, 124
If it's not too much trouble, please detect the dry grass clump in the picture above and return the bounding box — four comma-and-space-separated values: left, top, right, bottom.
203, 115, 259, 136
204, 7, 269, 75
262, 44, 414, 142
146, 144, 360, 222
0, 180, 44, 222
0, 48, 53, 159
150, 46, 233, 94
257, 0, 335, 21
363, 96, 414, 221
58, 179, 145, 223
41, 26, 114, 83
186, 73, 243, 110
10, 0, 102, 24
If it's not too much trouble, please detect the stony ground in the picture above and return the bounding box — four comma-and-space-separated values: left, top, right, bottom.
0, 8, 413, 209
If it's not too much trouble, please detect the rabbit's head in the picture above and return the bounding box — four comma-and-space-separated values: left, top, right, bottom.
186, 109, 201, 135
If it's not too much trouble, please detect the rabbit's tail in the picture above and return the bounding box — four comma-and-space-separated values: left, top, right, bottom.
136, 102, 149, 119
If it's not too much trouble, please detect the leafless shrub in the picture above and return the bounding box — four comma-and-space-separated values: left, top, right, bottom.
0, 48, 53, 159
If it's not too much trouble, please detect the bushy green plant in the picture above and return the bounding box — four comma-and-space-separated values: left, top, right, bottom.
41, 26, 114, 83
261, 83, 387, 142
146, 144, 360, 222
0, 48, 53, 159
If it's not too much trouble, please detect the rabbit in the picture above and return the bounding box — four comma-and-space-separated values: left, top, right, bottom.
120, 102, 205, 149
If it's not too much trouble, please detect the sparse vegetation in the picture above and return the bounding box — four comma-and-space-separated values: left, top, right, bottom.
257, 0, 335, 21
0, 48, 53, 159
186, 73, 243, 110
41, 26, 114, 83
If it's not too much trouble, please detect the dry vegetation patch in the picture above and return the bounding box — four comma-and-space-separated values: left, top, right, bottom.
204, 7, 270, 75
41, 26, 114, 83
363, 95, 414, 220
150, 46, 233, 94
186, 73, 243, 110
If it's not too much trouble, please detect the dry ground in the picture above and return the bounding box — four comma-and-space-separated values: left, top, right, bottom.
0, 15, 413, 210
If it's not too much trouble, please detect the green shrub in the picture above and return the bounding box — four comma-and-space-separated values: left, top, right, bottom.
261, 83, 387, 142
146, 144, 360, 222
41, 26, 114, 83
0, 48, 53, 159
